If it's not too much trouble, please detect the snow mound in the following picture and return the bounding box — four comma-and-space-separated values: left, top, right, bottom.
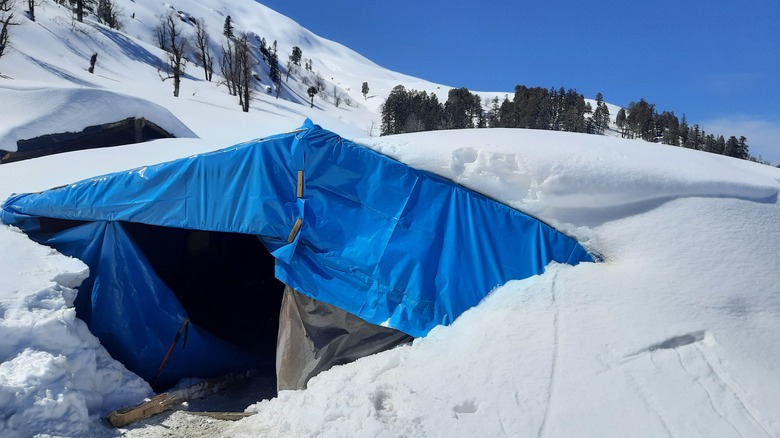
359, 128, 780, 229
0, 226, 152, 438
0, 83, 197, 152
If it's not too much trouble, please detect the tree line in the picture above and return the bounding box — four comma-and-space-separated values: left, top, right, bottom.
382, 85, 605, 136
381, 85, 756, 162
615, 99, 749, 160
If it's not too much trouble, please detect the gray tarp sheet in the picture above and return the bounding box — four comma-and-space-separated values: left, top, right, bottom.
276, 286, 413, 391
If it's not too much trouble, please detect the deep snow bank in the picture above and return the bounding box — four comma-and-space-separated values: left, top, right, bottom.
359, 129, 780, 231
0, 226, 152, 438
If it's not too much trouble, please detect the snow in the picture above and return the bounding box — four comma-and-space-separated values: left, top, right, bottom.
0, 83, 197, 151
0, 226, 152, 437
1, 0, 779, 436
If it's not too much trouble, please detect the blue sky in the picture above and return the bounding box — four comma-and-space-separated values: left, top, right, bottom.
259, 0, 780, 163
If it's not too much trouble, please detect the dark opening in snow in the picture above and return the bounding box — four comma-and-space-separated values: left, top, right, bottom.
35, 217, 285, 360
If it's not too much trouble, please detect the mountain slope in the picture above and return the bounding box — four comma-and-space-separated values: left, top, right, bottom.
0, 0, 461, 147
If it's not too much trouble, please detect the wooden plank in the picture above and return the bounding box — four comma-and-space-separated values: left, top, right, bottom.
287, 217, 303, 243
184, 411, 257, 421
297, 170, 304, 198
107, 372, 247, 428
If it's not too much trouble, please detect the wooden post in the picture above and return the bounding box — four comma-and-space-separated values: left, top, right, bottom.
297, 170, 304, 198
287, 218, 303, 243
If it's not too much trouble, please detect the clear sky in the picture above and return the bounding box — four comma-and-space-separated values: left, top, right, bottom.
259, 0, 780, 163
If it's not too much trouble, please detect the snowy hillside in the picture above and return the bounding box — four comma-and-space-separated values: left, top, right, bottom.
1, 0, 779, 437
0, 0, 462, 150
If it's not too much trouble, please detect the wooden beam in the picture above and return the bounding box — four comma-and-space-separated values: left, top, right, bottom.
107, 372, 248, 428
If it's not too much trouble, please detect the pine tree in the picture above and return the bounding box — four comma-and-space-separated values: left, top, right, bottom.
724, 136, 740, 157
381, 85, 408, 135
487, 96, 501, 128
223, 15, 234, 39
686, 124, 702, 149
599, 102, 610, 134
736, 136, 749, 159
615, 108, 627, 138
290, 46, 302, 66
286, 46, 302, 80
592, 101, 610, 135
497, 96, 514, 128
678, 114, 689, 146
268, 51, 280, 91
307, 86, 318, 108
702, 134, 716, 153
715, 135, 726, 155
626, 99, 656, 141
444, 87, 480, 129
656, 111, 679, 145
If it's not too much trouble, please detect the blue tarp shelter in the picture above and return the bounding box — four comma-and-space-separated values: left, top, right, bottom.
1, 120, 592, 387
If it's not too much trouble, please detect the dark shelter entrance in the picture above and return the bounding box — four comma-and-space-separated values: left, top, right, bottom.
122, 223, 285, 356
29, 218, 412, 393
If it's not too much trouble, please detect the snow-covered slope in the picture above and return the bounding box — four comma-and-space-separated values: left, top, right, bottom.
0, 0, 461, 149
1, 0, 779, 437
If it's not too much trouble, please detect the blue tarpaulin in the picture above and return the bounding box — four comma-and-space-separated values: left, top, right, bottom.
2, 120, 593, 385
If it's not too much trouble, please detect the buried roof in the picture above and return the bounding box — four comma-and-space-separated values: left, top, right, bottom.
2, 117, 176, 163
1, 120, 593, 384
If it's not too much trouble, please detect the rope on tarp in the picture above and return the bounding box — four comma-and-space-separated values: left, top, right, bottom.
154, 318, 190, 383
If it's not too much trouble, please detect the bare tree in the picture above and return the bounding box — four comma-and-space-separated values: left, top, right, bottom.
284, 57, 293, 82
0, 0, 18, 61
193, 19, 213, 81
333, 84, 341, 108
220, 38, 237, 96
156, 13, 188, 97
314, 71, 325, 92
234, 33, 253, 112
220, 32, 255, 111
